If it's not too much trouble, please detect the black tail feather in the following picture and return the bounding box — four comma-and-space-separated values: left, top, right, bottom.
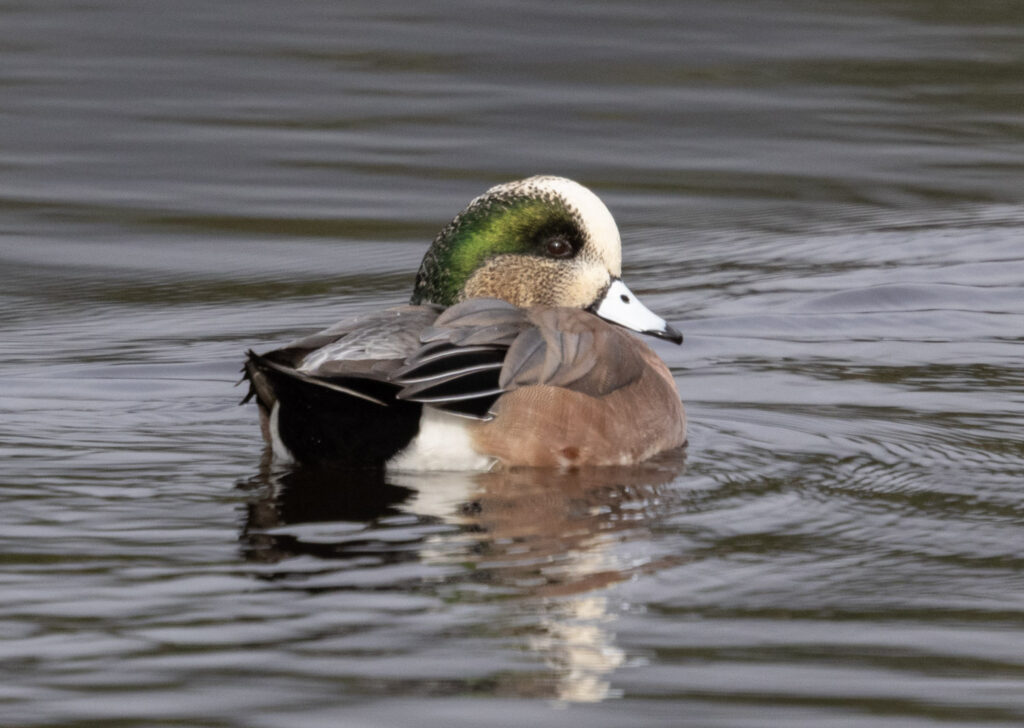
243, 351, 421, 467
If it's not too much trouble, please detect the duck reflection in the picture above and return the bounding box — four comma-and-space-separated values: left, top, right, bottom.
238, 453, 685, 702
239, 463, 416, 563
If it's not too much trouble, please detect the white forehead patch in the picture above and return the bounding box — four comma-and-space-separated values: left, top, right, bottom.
485, 176, 623, 276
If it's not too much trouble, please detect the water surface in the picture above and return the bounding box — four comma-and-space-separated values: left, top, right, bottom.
2, 1, 1023, 726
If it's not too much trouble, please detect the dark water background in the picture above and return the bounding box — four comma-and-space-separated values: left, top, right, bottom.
2, 2, 1023, 726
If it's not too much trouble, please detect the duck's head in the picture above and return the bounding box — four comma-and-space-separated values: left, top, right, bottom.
410, 175, 683, 344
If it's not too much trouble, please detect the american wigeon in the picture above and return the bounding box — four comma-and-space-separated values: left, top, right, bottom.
243, 176, 686, 469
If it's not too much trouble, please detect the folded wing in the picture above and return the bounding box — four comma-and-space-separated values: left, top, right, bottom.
393, 298, 646, 419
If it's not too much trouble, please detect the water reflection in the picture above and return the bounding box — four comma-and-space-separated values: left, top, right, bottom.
239, 454, 686, 702
239, 461, 417, 564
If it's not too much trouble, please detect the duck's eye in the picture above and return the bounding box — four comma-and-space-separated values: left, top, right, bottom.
545, 237, 574, 259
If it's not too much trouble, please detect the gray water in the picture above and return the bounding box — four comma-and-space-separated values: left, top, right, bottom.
2, 1, 1023, 726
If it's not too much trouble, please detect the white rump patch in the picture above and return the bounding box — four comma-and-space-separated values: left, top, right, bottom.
386, 408, 496, 472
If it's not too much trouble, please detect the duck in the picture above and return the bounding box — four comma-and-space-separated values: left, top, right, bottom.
243, 175, 686, 470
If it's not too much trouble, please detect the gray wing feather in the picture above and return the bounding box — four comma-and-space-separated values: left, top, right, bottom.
297, 305, 442, 375
395, 298, 645, 407
497, 329, 546, 389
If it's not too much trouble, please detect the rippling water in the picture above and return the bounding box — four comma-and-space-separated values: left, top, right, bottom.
2, 1, 1023, 726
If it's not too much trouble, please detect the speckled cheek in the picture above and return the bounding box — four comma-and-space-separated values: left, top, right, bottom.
461, 255, 612, 308
461, 256, 559, 306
